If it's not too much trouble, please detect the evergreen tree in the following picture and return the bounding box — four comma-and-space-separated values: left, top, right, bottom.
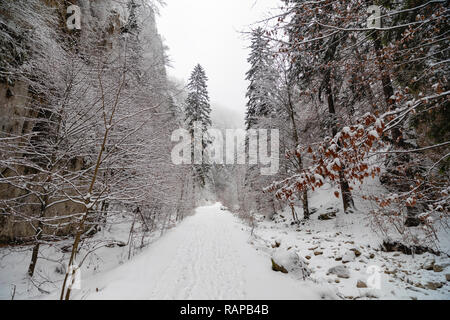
244, 28, 277, 130
185, 64, 212, 189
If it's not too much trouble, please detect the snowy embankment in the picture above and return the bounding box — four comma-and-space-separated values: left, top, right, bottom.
247, 182, 450, 300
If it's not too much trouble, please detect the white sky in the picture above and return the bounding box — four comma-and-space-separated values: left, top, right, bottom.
156, 0, 280, 128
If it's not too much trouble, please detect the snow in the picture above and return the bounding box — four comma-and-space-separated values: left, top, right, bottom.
1, 184, 449, 300
247, 182, 450, 300
15, 203, 330, 300
368, 130, 379, 139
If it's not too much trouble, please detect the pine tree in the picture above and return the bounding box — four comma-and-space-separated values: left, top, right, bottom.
245, 28, 277, 130
185, 64, 212, 189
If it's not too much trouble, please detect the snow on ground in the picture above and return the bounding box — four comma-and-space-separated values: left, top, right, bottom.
246, 183, 450, 300
1, 191, 449, 300
1, 203, 333, 300
0, 208, 163, 300
60, 203, 332, 300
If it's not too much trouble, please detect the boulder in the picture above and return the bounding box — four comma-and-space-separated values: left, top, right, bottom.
433, 264, 444, 273
356, 280, 368, 288
342, 250, 356, 263
271, 250, 311, 279
271, 259, 288, 274
422, 259, 435, 270
327, 265, 350, 279
318, 211, 337, 220
425, 282, 443, 290
445, 274, 450, 282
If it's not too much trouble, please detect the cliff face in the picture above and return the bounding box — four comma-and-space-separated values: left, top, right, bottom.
0, 0, 169, 243
0, 78, 87, 242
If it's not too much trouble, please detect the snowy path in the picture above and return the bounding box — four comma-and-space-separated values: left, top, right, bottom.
73, 203, 326, 300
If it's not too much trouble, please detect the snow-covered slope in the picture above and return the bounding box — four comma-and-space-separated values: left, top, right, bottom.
247, 183, 450, 300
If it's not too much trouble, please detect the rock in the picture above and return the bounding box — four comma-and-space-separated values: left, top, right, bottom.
305, 256, 311, 260
414, 283, 425, 289
369, 253, 375, 259
314, 251, 323, 256
384, 269, 397, 275
271, 240, 281, 248
422, 259, 435, 270
335, 257, 342, 261
327, 265, 350, 279
356, 280, 368, 288
425, 281, 443, 290
105, 241, 127, 248
446, 274, 450, 282
342, 251, 356, 263
318, 211, 337, 220
433, 264, 444, 273
405, 216, 421, 227
271, 251, 311, 278
350, 248, 361, 257
271, 258, 288, 273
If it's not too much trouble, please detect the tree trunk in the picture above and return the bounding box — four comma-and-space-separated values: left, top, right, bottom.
27, 225, 42, 277
373, 33, 404, 147
286, 82, 310, 219
324, 69, 354, 212
27, 193, 48, 277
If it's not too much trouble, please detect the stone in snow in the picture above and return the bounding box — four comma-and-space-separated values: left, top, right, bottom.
327, 265, 350, 279
356, 280, 368, 288
271, 250, 311, 279
342, 250, 356, 263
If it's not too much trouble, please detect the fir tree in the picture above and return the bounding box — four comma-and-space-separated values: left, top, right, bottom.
245, 28, 277, 130
185, 64, 212, 188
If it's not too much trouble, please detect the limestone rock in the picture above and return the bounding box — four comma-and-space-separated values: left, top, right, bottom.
433, 264, 444, 273
342, 250, 356, 263
422, 259, 435, 270
356, 280, 368, 288
425, 281, 443, 290
271, 250, 311, 279
327, 265, 350, 279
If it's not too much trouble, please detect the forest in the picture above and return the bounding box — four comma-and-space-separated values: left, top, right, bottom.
0, 0, 448, 301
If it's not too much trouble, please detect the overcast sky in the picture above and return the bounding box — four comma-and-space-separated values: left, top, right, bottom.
156, 0, 280, 128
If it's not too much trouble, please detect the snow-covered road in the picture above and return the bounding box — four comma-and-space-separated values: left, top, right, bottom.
73, 203, 326, 300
